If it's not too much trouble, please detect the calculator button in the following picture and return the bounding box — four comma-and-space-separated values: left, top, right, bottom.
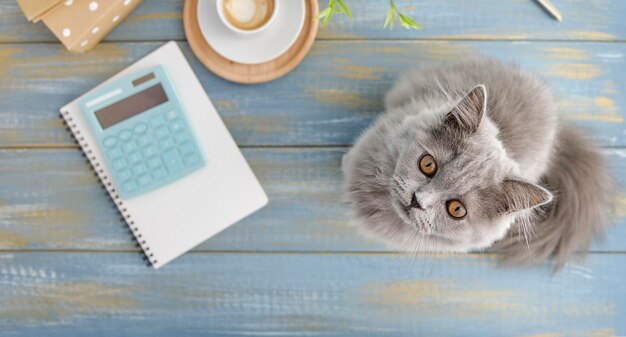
147, 157, 163, 169
103, 137, 117, 148
184, 153, 200, 166
112, 158, 128, 170
165, 110, 179, 120
137, 174, 152, 186
123, 181, 138, 193
154, 126, 169, 139
178, 142, 195, 155
128, 152, 143, 164
118, 169, 132, 182
136, 135, 151, 147
108, 148, 123, 159
162, 149, 184, 173
169, 120, 184, 133
133, 123, 148, 134
159, 137, 175, 150
122, 141, 138, 153
132, 163, 148, 175
150, 116, 165, 127
142, 145, 158, 158
152, 167, 168, 180
100, 108, 204, 197
119, 130, 132, 140
174, 133, 189, 143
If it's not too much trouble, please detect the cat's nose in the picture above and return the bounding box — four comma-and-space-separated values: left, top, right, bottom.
414, 191, 436, 209
409, 194, 423, 209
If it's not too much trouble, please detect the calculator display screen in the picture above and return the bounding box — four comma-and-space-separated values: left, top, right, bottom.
95, 83, 168, 129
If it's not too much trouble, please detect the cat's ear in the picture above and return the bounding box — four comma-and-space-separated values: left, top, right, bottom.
498, 179, 553, 213
444, 85, 487, 134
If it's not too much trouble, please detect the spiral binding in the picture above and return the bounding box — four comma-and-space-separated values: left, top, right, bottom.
60, 110, 157, 267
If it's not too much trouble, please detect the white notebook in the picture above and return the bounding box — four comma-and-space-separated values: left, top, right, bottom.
60, 41, 268, 268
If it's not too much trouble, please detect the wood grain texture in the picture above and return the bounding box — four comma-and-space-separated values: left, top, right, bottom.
1, 0, 625, 42
0, 252, 624, 336
2, 0, 626, 334
1, 41, 625, 147
1, 148, 624, 253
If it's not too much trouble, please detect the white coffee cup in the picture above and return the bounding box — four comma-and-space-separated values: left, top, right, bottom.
216, 0, 279, 35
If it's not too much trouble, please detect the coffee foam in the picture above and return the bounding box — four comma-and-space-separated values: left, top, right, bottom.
224, 0, 274, 30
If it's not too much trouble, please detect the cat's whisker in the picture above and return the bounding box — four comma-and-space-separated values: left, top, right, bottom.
327, 148, 350, 153
521, 219, 535, 257
423, 236, 439, 278
408, 234, 422, 274
391, 175, 409, 195
349, 180, 371, 190
330, 169, 344, 176
416, 217, 435, 274
414, 234, 430, 275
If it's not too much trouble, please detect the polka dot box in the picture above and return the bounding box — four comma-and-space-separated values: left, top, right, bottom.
17, 0, 143, 53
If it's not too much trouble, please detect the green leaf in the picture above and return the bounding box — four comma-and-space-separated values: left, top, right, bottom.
383, 6, 395, 29
315, 6, 332, 21
322, 6, 334, 27
337, 0, 352, 18
317, 0, 421, 31
398, 12, 421, 30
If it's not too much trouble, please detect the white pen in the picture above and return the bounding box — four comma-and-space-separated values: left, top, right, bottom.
535, 0, 563, 21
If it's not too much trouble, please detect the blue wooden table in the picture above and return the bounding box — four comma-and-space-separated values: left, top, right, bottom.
1, 1, 625, 336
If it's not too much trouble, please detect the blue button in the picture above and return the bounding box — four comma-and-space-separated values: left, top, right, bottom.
128, 152, 142, 164
165, 110, 179, 120
174, 133, 189, 143
123, 141, 138, 153
134, 123, 148, 134
103, 137, 117, 148
168, 121, 184, 133
118, 169, 132, 182
184, 153, 200, 166
136, 135, 151, 147
147, 157, 163, 168
123, 181, 138, 193
137, 174, 152, 186
132, 163, 148, 175
119, 130, 132, 140
178, 142, 195, 155
159, 137, 175, 150
108, 148, 123, 159
150, 116, 165, 127
142, 145, 158, 158
154, 127, 169, 139
162, 149, 184, 173
151, 167, 168, 180
113, 158, 128, 170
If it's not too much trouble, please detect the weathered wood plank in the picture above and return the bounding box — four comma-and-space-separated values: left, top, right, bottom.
1, 41, 625, 147
1, 0, 625, 42
0, 148, 624, 252
0, 252, 623, 336
0, 147, 358, 252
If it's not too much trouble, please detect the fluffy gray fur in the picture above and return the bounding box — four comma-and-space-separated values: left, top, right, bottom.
342, 58, 612, 267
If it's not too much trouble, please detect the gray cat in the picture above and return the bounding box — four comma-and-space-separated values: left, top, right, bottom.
342, 58, 612, 266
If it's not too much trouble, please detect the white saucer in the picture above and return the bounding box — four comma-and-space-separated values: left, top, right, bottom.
197, 0, 306, 65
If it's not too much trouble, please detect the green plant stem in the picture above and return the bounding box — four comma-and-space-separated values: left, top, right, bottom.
317, 0, 421, 30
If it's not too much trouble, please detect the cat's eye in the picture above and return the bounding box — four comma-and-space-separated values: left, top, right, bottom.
446, 199, 467, 219
418, 153, 437, 177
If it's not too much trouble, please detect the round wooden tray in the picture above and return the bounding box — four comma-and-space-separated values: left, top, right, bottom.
183, 0, 318, 84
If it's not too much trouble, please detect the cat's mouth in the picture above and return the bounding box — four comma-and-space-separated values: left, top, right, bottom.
389, 186, 434, 233
389, 195, 464, 248
391, 196, 432, 233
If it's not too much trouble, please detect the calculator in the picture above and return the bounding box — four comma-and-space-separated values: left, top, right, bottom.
78, 65, 206, 199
